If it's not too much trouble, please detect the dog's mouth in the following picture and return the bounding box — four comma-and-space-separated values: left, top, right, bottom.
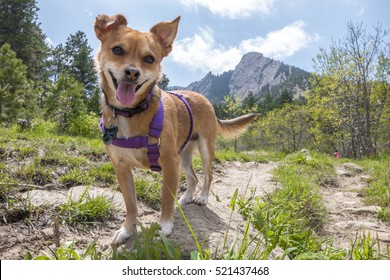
109, 71, 147, 107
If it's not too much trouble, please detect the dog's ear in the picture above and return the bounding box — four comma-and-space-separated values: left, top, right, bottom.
150, 16, 180, 57
94, 14, 128, 41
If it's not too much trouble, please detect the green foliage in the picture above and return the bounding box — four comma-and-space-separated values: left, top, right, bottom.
27, 223, 181, 260
349, 232, 383, 260
158, 73, 170, 90
0, 0, 48, 83
44, 73, 87, 132
16, 163, 54, 185
68, 112, 101, 138
49, 31, 99, 113
214, 149, 270, 163
227, 152, 333, 259
26, 240, 105, 260
134, 176, 162, 210
252, 104, 313, 152
359, 156, 390, 222
113, 223, 181, 260
59, 187, 114, 224
0, 43, 35, 123
309, 22, 390, 156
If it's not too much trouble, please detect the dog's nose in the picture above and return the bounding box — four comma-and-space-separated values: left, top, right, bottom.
124, 67, 140, 81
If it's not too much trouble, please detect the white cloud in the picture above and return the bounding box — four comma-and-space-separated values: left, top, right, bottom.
172, 27, 242, 73
178, 0, 275, 19
171, 21, 320, 74
240, 21, 321, 60
84, 9, 93, 17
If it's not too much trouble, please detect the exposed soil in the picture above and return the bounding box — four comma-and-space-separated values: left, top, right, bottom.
1, 160, 389, 259
320, 163, 390, 253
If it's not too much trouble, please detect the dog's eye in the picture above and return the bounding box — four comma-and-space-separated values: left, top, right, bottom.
112, 46, 124, 56
143, 55, 155, 64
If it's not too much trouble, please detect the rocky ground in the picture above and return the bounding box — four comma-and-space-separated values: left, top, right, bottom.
0, 161, 389, 259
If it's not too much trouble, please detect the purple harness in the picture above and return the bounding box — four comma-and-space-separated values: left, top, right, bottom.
100, 91, 193, 172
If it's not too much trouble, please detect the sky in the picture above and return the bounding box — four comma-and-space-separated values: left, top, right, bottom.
36, 0, 389, 87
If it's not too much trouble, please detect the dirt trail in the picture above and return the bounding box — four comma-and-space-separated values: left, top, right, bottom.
1, 160, 389, 259
320, 162, 390, 252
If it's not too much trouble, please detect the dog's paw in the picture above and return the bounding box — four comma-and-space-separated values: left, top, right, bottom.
111, 227, 134, 245
159, 221, 173, 236
178, 193, 193, 206
193, 194, 208, 206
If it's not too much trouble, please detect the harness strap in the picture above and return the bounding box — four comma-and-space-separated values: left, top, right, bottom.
100, 92, 193, 173
101, 98, 163, 172
167, 91, 193, 153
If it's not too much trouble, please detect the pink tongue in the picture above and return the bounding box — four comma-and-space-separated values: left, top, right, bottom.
116, 82, 137, 107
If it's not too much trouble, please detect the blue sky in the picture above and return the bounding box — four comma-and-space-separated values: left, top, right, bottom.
36, 0, 389, 86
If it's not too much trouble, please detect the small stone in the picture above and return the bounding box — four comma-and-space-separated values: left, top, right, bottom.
343, 162, 363, 173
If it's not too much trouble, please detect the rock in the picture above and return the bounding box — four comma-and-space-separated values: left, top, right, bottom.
343, 206, 382, 214
41, 228, 53, 239
334, 221, 381, 231
361, 230, 390, 243
300, 149, 310, 155
186, 52, 310, 102
343, 163, 363, 174
337, 168, 353, 177
359, 175, 371, 182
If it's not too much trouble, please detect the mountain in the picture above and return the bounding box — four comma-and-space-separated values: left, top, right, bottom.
185, 52, 311, 103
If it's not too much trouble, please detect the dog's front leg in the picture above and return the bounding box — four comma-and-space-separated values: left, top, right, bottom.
159, 155, 180, 236
111, 166, 137, 244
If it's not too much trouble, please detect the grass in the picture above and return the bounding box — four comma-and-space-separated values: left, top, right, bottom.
59, 187, 115, 224
358, 156, 390, 223
26, 223, 181, 260
224, 151, 389, 260
2, 123, 389, 260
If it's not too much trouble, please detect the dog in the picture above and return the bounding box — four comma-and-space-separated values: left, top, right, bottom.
94, 14, 257, 244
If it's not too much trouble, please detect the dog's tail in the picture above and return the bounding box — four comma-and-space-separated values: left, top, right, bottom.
217, 113, 258, 139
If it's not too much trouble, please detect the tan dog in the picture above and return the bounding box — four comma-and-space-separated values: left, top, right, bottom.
94, 14, 257, 244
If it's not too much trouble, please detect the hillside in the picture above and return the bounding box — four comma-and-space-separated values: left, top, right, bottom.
186, 52, 310, 103
1, 125, 389, 260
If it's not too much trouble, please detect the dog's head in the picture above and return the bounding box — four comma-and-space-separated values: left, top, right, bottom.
94, 14, 180, 108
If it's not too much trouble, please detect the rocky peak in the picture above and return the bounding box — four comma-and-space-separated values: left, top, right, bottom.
185, 52, 310, 103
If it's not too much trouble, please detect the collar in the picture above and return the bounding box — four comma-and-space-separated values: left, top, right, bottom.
102, 89, 154, 118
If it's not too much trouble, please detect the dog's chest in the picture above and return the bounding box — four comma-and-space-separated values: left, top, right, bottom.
106, 144, 148, 169
105, 118, 151, 169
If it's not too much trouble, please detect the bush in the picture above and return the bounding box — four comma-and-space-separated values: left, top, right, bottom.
68, 112, 101, 138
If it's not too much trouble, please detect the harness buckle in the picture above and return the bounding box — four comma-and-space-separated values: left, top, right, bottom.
147, 135, 161, 147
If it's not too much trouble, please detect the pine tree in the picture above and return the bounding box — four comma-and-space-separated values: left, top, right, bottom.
0, 44, 33, 123
44, 73, 87, 132
49, 31, 99, 113
0, 0, 48, 83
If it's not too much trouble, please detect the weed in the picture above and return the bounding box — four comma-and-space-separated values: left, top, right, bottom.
134, 177, 161, 210
26, 240, 105, 260
12, 144, 38, 160
27, 223, 181, 260
59, 187, 114, 224
214, 149, 270, 163
359, 157, 390, 223
60, 168, 92, 187
0, 190, 47, 224
16, 163, 54, 185
87, 163, 116, 185
349, 231, 382, 260
113, 223, 181, 260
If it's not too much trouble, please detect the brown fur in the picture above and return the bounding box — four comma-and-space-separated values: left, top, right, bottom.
94, 14, 257, 244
